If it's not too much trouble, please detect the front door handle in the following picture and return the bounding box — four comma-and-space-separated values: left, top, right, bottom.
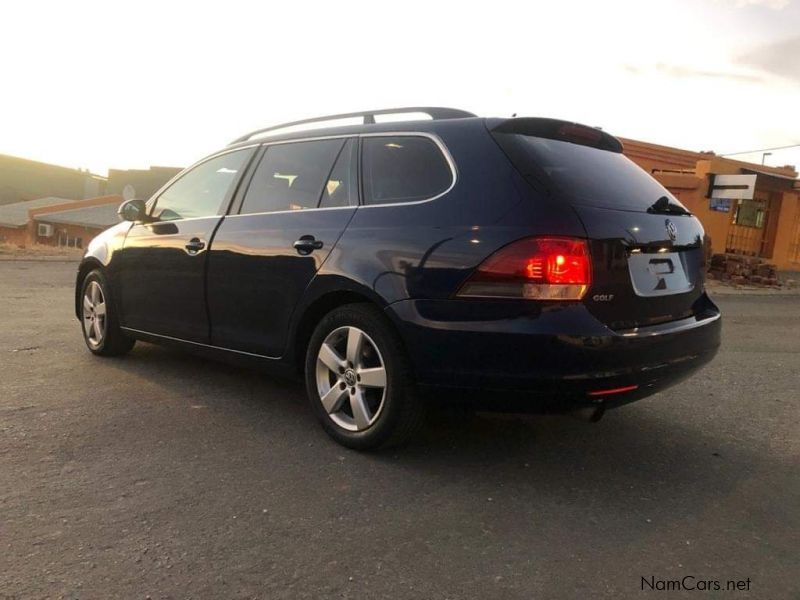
185, 238, 206, 254
293, 235, 323, 256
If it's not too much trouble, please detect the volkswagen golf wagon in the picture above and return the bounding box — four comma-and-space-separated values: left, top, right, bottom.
75, 107, 721, 449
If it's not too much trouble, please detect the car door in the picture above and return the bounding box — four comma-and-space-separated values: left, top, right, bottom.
117, 147, 255, 342
206, 137, 357, 357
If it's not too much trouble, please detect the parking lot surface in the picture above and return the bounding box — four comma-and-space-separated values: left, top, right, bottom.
1, 260, 798, 599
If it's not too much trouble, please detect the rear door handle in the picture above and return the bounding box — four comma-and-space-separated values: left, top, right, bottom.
185, 238, 206, 254
293, 235, 323, 255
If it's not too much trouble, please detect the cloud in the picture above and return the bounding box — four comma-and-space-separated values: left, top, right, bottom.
623, 63, 764, 83
737, 36, 800, 83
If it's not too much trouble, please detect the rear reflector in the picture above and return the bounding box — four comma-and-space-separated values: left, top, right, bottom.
587, 384, 639, 397
457, 237, 591, 300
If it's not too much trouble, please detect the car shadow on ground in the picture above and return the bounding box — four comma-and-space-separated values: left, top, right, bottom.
96, 340, 783, 521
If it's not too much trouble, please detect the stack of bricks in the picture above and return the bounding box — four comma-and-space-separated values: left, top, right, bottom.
707, 254, 781, 287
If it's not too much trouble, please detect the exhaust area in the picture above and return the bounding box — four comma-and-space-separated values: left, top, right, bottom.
571, 405, 605, 423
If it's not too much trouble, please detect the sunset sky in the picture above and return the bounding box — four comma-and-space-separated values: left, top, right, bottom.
2, 0, 798, 175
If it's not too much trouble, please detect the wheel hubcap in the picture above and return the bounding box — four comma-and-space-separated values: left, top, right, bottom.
82, 281, 107, 348
315, 326, 387, 432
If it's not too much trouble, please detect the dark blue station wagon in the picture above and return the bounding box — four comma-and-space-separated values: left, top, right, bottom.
75, 107, 721, 449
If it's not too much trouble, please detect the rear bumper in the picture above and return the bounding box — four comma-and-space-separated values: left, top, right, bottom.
386, 295, 721, 412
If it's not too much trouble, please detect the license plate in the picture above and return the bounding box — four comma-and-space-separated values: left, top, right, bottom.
628, 252, 694, 297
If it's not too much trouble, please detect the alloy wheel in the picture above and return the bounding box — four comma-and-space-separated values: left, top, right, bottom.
315, 326, 387, 431
82, 280, 107, 348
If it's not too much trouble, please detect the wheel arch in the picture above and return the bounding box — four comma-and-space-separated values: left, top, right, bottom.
75, 258, 105, 320
289, 278, 410, 376
290, 290, 376, 375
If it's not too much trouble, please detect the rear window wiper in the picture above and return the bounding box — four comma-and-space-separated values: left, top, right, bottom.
647, 196, 691, 215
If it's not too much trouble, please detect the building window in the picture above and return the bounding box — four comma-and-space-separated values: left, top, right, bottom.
732, 198, 766, 228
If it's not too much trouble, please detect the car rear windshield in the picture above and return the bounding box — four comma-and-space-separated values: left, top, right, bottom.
493, 132, 688, 213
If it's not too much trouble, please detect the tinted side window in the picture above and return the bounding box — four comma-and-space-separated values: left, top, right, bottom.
319, 138, 357, 208
152, 149, 251, 221
362, 136, 452, 205
240, 139, 345, 214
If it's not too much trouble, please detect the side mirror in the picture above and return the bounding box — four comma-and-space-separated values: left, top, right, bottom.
118, 198, 148, 223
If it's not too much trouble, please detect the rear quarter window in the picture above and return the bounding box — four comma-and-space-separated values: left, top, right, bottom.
362, 136, 453, 205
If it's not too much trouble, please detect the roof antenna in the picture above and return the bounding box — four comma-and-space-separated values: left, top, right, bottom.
512, 112, 517, 117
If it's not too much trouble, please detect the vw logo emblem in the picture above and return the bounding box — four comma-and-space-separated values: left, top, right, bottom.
665, 219, 678, 241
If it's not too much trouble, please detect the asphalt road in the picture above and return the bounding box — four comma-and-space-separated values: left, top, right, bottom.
1, 260, 798, 599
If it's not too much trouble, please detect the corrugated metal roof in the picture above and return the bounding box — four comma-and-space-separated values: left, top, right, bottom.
34, 203, 121, 229
0, 197, 76, 228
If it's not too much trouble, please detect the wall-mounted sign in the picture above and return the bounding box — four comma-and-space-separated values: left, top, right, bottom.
709, 174, 757, 200
709, 198, 732, 212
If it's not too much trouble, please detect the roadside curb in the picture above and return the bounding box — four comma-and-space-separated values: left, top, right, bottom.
707, 285, 800, 297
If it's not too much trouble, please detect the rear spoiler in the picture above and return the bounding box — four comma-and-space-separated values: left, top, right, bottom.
490, 118, 624, 153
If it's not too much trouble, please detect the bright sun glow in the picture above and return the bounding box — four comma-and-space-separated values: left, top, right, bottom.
1, 0, 798, 175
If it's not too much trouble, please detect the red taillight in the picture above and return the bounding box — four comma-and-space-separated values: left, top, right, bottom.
457, 237, 591, 300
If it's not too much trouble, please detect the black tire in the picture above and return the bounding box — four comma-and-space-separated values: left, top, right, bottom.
304, 303, 425, 450
79, 269, 135, 357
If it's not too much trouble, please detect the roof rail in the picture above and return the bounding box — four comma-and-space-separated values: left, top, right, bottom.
230, 107, 477, 144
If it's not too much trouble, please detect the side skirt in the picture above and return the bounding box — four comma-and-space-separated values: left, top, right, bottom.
120, 326, 299, 379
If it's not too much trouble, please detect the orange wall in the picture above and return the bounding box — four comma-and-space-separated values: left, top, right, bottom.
0, 195, 122, 248
688, 161, 734, 258
620, 137, 704, 173
26, 195, 122, 247
771, 192, 800, 270
34, 222, 104, 248
649, 172, 733, 260
0, 225, 29, 246
624, 140, 800, 271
